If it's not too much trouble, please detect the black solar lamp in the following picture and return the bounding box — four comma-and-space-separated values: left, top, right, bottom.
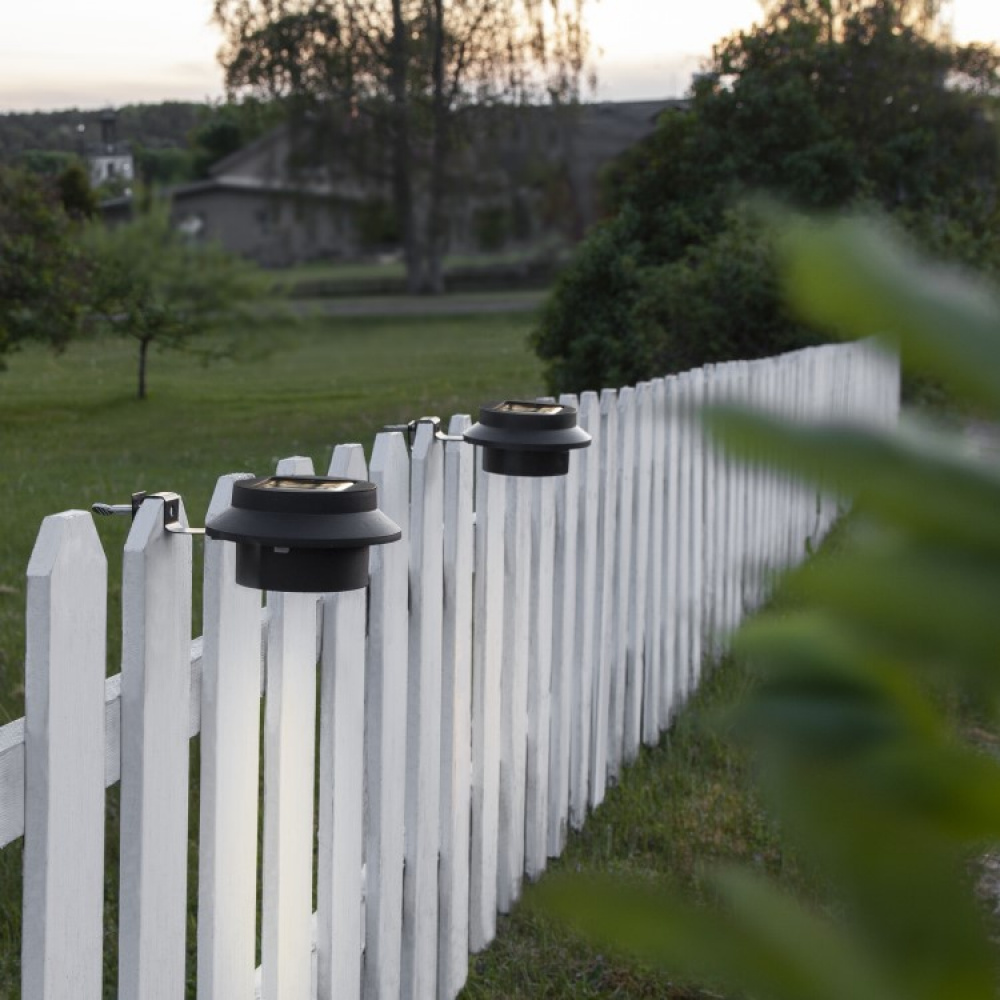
462, 400, 591, 477
205, 475, 401, 593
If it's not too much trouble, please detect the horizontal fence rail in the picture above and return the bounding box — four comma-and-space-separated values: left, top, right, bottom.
0, 341, 900, 999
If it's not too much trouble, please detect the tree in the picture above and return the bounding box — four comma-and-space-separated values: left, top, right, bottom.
0, 166, 94, 363
87, 200, 274, 400
533, 0, 1000, 394
212, 0, 591, 293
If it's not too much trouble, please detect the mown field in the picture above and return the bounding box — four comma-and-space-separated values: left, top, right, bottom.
0, 308, 545, 721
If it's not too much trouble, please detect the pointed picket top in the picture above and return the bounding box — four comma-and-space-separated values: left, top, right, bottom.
365, 428, 410, 1000
276, 456, 316, 477
23, 510, 107, 1000
329, 443, 369, 481
198, 472, 262, 1000
119, 494, 193, 1000
440, 413, 474, 999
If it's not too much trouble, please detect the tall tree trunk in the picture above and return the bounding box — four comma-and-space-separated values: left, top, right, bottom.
426, 0, 449, 296
390, 0, 422, 294
137, 337, 151, 401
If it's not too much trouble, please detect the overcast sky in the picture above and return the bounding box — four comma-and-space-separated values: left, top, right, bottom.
0, 0, 998, 113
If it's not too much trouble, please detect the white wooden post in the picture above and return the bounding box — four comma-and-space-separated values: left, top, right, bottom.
198, 474, 264, 1000
607, 385, 635, 779
661, 376, 680, 721
364, 432, 410, 997
625, 382, 652, 762
590, 389, 618, 807
22, 511, 106, 1000
525, 468, 555, 876
260, 453, 320, 1000
570, 390, 599, 827
547, 392, 578, 853
470, 448, 505, 948
643, 378, 666, 745
316, 444, 369, 1000
498, 467, 530, 910
438, 415, 474, 1000
673, 374, 692, 704
689, 368, 705, 688
119, 496, 193, 1000
403, 422, 445, 999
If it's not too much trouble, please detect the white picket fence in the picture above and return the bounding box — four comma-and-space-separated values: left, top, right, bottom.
0, 340, 899, 1000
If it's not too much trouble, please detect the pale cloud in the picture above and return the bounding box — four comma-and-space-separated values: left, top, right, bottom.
0, 0, 997, 113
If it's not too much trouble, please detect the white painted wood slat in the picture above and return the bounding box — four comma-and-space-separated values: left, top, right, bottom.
525, 471, 555, 875
570, 392, 600, 826
260, 456, 319, 1000
625, 382, 652, 762
470, 453, 505, 948
316, 444, 370, 1000
118, 496, 193, 1000
438, 415, 474, 1000
643, 378, 665, 745
589, 389, 618, 808
403, 422, 445, 999
607, 386, 635, 779
498, 470, 531, 911
22, 511, 106, 1000
364, 432, 411, 998
198, 473, 263, 1000
546, 392, 579, 853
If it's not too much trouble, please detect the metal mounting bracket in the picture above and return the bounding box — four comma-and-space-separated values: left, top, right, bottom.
92, 491, 204, 536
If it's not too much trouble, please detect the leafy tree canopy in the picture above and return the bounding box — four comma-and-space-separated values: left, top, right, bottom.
534, 0, 1000, 394
86, 199, 276, 399
0, 167, 95, 363
213, 0, 592, 293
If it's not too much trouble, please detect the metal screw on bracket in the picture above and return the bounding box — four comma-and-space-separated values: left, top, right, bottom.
91, 491, 204, 536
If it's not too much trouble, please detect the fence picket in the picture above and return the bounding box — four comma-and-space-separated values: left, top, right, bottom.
315, 444, 369, 1000
608, 386, 635, 779
402, 423, 445, 998
661, 376, 680, 721
119, 497, 193, 1000
364, 432, 411, 998
569, 392, 600, 825
22, 512, 106, 1000
590, 389, 618, 807
525, 471, 555, 874
625, 383, 652, 761
438, 415, 474, 999
498, 470, 531, 910
643, 379, 666, 744
546, 392, 579, 852
198, 474, 263, 1000
470, 451, 505, 948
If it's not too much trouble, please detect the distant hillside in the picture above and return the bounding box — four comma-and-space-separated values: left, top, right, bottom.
0, 102, 209, 164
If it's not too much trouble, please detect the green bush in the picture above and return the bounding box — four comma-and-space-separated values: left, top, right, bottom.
534, 0, 1000, 395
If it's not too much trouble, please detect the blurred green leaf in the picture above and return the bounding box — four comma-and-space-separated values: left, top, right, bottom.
707, 410, 1000, 556
534, 868, 904, 1000
778, 216, 1000, 411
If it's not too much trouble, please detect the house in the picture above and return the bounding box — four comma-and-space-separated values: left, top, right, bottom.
101, 99, 685, 267
87, 110, 135, 188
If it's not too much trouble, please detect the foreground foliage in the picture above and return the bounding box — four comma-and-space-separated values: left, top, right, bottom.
534, 0, 1000, 393
537, 219, 1000, 1000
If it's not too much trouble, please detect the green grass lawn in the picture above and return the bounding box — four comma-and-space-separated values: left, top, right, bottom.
0, 309, 544, 722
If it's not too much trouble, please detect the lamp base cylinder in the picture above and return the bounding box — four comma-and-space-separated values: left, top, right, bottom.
235, 544, 370, 592
481, 448, 569, 477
